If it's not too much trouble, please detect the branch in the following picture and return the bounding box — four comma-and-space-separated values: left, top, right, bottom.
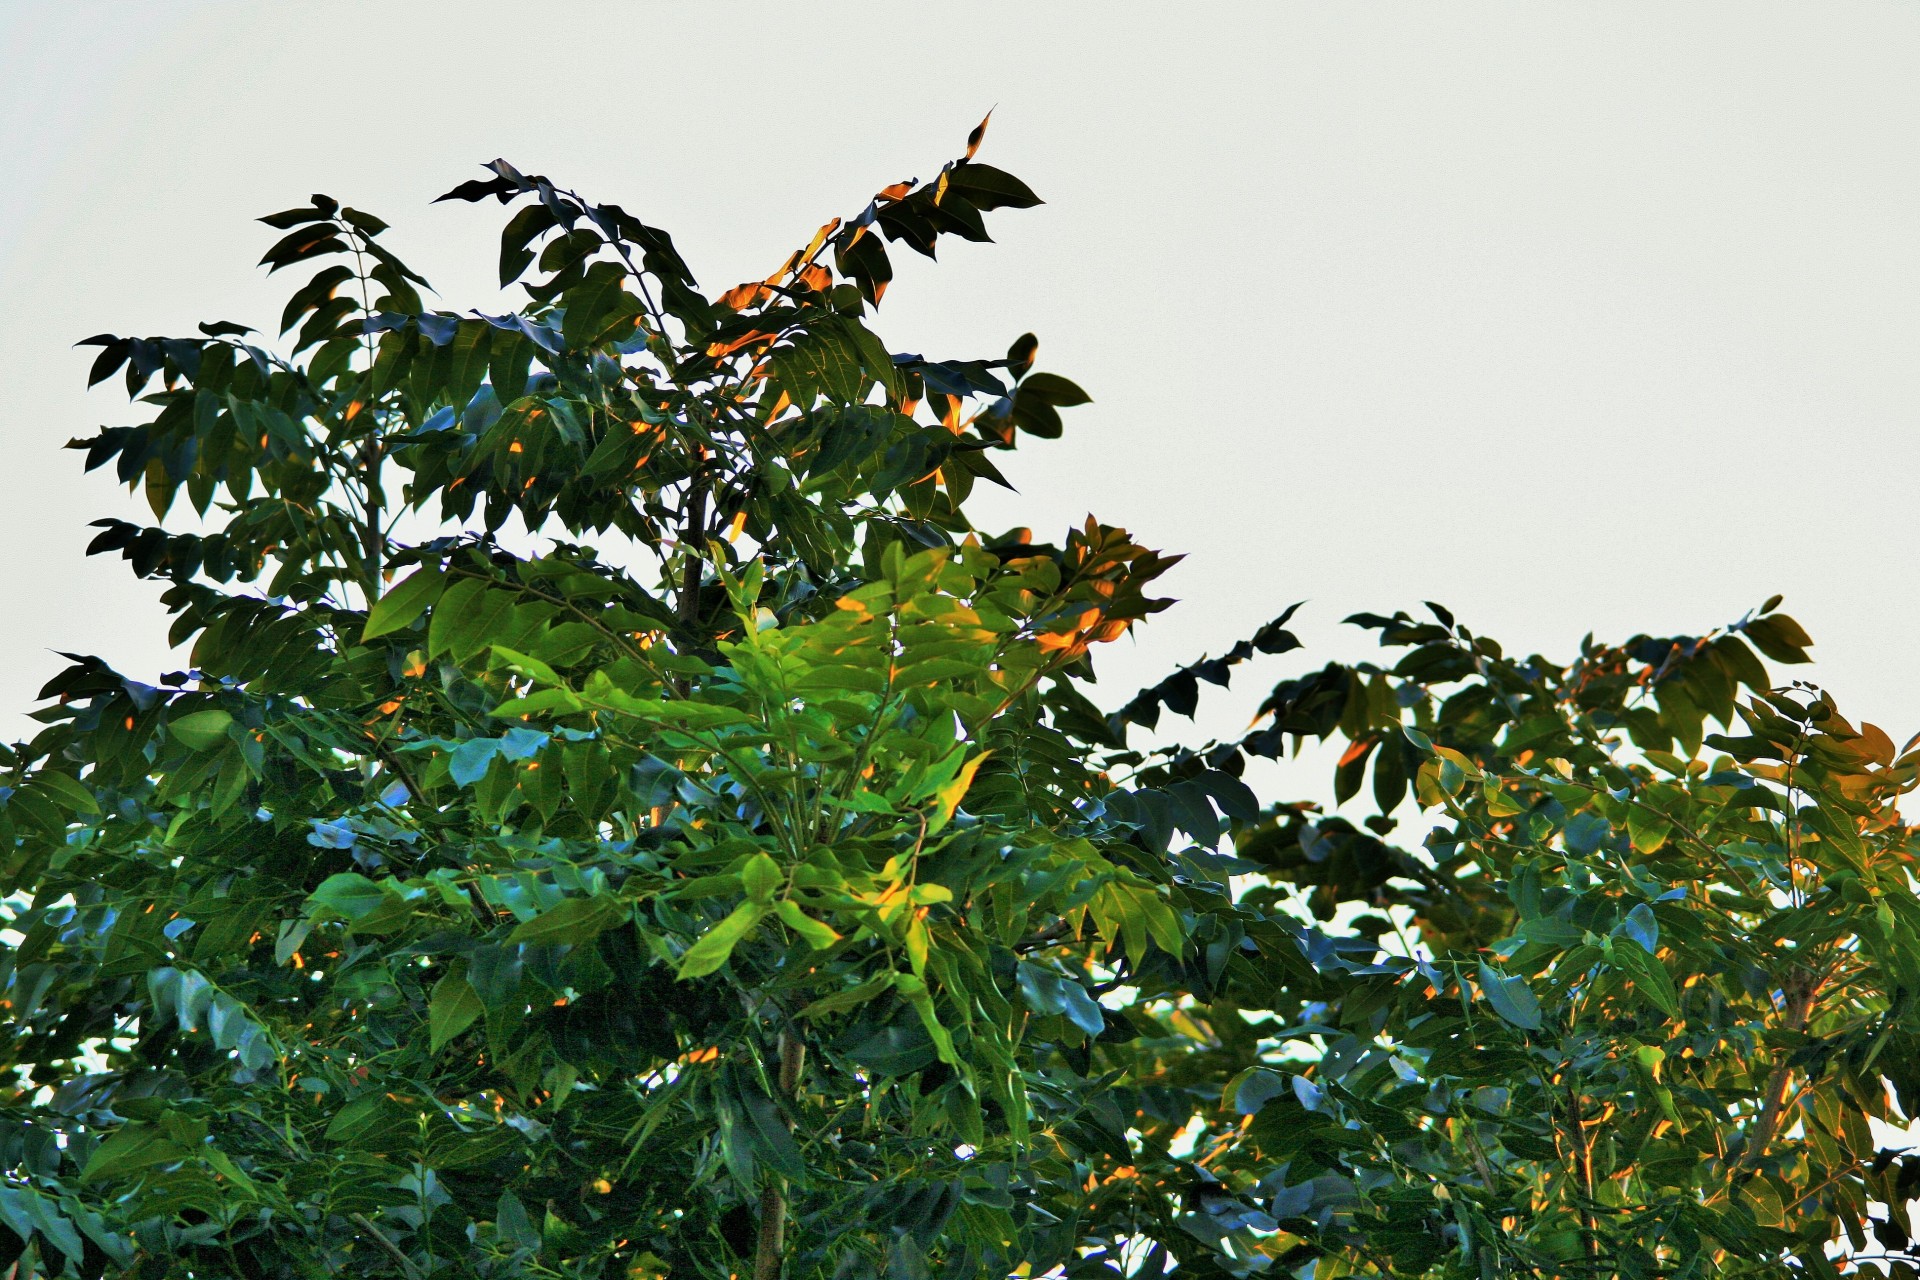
1562, 1087, 1602, 1268
678, 460, 710, 626
752, 1031, 807, 1280
1013, 919, 1074, 954
349, 1212, 423, 1280
1737, 971, 1822, 1176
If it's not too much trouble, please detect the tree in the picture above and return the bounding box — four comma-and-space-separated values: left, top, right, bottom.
2, 119, 1917, 1280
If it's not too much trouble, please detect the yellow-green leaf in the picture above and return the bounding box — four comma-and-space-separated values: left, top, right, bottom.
775, 899, 841, 949
1626, 805, 1672, 855
677, 902, 766, 979
893, 972, 958, 1065
741, 853, 784, 905
168, 708, 234, 751
930, 752, 990, 832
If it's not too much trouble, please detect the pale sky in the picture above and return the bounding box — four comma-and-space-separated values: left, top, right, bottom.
5, 2, 1920, 770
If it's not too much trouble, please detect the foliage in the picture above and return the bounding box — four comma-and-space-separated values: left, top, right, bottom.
3, 119, 1918, 1280
1110, 602, 1920, 1280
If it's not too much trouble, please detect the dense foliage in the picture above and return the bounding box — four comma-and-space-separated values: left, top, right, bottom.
3, 121, 1918, 1280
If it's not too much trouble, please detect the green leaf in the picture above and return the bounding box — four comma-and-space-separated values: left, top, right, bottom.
306, 872, 389, 921
1744, 612, 1813, 664
1016, 372, 1090, 407
430, 972, 485, 1051
496, 1190, 541, 1251
363, 565, 447, 640
446, 320, 493, 407
0, 1186, 85, 1265
741, 852, 783, 905
892, 972, 958, 1065
1609, 939, 1680, 1019
800, 972, 894, 1019
1477, 960, 1542, 1031
1616, 903, 1660, 954
491, 687, 586, 718
323, 1093, 411, 1146
825, 789, 895, 815
562, 261, 639, 349
507, 894, 627, 946
1740, 1175, 1787, 1228
946, 162, 1043, 210
489, 644, 565, 687
427, 577, 492, 659
1626, 804, 1672, 854
1229, 1068, 1291, 1116
775, 899, 841, 950
1138, 890, 1185, 957
31, 769, 101, 815
1514, 915, 1584, 949
736, 1083, 806, 1181
676, 902, 766, 979
168, 708, 233, 751
80, 1126, 192, 1184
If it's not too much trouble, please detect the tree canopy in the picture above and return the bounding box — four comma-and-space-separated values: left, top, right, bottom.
4, 120, 1919, 1280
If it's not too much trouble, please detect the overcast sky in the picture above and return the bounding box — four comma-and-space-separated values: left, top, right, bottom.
5, 2, 1920, 772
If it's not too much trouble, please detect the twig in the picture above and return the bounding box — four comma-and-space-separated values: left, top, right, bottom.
349, 1211, 423, 1280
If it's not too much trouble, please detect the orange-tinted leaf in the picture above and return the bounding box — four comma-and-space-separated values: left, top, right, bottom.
966, 109, 993, 161
716, 282, 771, 311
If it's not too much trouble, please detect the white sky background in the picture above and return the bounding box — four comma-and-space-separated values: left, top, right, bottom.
4, 2, 1920, 778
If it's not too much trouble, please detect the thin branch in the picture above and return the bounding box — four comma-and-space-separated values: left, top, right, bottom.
349, 1212, 423, 1280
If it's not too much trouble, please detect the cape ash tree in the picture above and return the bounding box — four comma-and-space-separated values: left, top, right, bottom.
4, 119, 1919, 1280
